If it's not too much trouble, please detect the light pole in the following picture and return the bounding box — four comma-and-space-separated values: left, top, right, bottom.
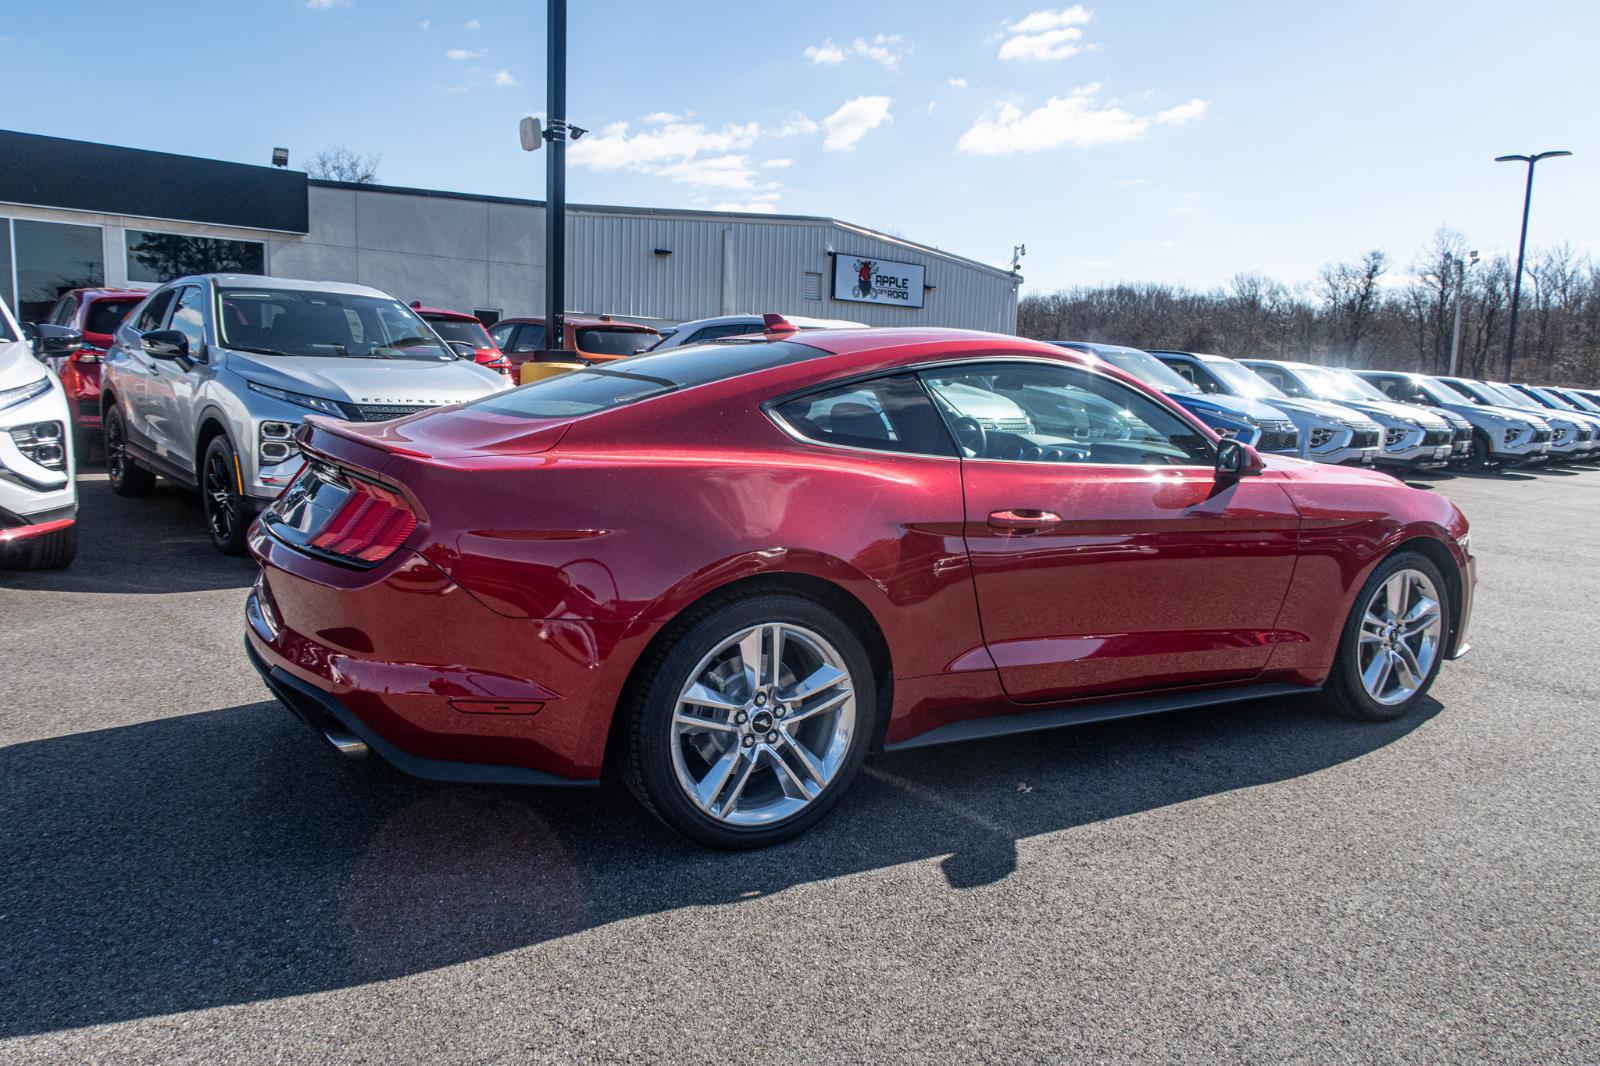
1494, 150, 1571, 382
1447, 249, 1477, 376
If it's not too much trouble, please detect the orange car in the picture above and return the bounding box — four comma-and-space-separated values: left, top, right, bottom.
487, 315, 660, 383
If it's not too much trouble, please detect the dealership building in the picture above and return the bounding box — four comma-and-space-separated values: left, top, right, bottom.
0, 130, 1019, 332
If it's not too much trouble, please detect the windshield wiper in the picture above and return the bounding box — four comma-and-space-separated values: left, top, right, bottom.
227, 344, 294, 357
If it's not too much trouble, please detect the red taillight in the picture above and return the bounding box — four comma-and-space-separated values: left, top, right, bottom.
73, 345, 105, 364
308, 477, 417, 563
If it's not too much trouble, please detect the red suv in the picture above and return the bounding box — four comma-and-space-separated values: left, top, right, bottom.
411, 304, 512, 377
487, 315, 660, 379
40, 288, 147, 434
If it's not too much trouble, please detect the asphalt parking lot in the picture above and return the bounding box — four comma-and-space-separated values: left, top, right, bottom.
2, 462, 1597, 1063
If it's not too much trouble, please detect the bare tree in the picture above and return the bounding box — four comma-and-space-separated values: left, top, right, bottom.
306, 145, 382, 184
1318, 250, 1388, 363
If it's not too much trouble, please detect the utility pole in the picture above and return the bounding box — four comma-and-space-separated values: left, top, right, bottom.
1494, 150, 1571, 382
1447, 250, 1477, 376
544, 0, 568, 351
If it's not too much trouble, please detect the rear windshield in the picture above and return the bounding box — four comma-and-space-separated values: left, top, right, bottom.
471, 339, 822, 420
577, 327, 658, 357
425, 316, 493, 349
86, 298, 142, 335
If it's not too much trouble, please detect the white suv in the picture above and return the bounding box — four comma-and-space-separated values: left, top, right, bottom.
0, 296, 77, 569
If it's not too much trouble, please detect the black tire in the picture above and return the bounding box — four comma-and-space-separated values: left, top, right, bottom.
104, 406, 155, 497
1322, 550, 1450, 722
201, 434, 250, 556
0, 523, 77, 570
1464, 429, 1495, 471
623, 591, 878, 849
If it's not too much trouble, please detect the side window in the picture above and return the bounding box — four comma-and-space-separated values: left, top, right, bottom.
134, 289, 177, 333
507, 324, 546, 353
1162, 359, 1201, 388
1251, 365, 1294, 394
50, 295, 78, 326
169, 285, 208, 355
919, 362, 1212, 466
772, 373, 955, 456
488, 321, 516, 349
1369, 376, 1403, 400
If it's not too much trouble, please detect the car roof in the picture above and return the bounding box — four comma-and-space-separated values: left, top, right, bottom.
60, 287, 147, 301
1052, 340, 1148, 356
496, 315, 659, 331
673, 313, 868, 331
177, 274, 399, 299
412, 305, 481, 321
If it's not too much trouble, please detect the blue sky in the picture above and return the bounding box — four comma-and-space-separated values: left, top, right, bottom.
2, 0, 1595, 294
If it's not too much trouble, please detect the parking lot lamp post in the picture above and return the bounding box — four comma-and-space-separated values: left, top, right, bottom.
1447, 250, 1477, 377
545, 0, 568, 352
1495, 150, 1571, 382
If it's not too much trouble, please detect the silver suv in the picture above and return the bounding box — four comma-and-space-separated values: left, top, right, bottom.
1355, 371, 1552, 469
101, 275, 509, 554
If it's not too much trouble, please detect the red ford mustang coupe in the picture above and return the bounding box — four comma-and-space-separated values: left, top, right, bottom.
245, 328, 1475, 848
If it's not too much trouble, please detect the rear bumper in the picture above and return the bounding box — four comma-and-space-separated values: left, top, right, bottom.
245, 631, 591, 786
244, 525, 637, 782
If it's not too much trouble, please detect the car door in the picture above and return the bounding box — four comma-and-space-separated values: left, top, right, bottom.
922, 360, 1302, 704
115, 287, 178, 453
144, 282, 211, 473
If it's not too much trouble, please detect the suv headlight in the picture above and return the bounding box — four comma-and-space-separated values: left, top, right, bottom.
1503, 425, 1524, 444
1310, 427, 1337, 448
9, 421, 66, 470
0, 377, 51, 414
258, 420, 298, 464
247, 381, 346, 417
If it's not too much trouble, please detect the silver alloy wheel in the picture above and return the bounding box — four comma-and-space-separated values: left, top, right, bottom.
670, 622, 857, 827
1358, 568, 1444, 706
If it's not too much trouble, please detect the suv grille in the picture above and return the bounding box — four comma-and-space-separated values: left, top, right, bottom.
1350, 429, 1380, 449
1422, 427, 1452, 447
1257, 420, 1299, 453
1451, 424, 1473, 443
1531, 427, 1552, 443
346, 403, 437, 422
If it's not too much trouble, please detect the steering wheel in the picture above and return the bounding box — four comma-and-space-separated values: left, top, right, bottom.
949, 416, 986, 457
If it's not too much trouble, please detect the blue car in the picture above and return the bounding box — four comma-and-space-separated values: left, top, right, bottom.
1051, 341, 1302, 455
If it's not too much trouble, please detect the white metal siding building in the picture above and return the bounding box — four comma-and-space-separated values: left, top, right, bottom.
1, 131, 1020, 332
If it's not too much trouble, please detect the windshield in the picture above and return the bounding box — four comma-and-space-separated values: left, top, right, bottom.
1207, 358, 1287, 399
1296, 365, 1375, 402
1416, 378, 1471, 404
86, 298, 142, 336
577, 327, 658, 357
1481, 382, 1534, 408
424, 316, 493, 349
218, 287, 453, 360
1557, 389, 1600, 413
1097, 348, 1199, 394
1331, 370, 1392, 402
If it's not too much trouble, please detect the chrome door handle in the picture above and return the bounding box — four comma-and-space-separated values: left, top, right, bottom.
987, 509, 1062, 532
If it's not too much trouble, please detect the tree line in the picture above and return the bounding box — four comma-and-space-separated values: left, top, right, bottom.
1016, 229, 1600, 387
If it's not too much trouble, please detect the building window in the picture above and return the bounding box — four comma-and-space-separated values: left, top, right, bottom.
125, 229, 264, 285
474, 308, 502, 327
803, 271, 823, 301
14, 219, 105, 323
0, 219, 13, 314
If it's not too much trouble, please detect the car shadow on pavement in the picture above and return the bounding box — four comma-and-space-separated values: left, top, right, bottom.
0, 468, 257, 593
0, 690, 1439, 1037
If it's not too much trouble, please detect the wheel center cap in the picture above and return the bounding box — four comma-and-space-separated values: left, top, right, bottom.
750, 710, 774, 733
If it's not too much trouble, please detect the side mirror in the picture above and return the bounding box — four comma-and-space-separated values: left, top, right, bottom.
141, 329, 190, 361
447, 341, 479, 360
32, 323, 83, 356
1216, 438, 1265, 480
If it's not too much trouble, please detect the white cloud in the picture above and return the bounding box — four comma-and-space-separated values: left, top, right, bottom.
446, 48, 487, 60
956, 84, 1207, 155
641, 111, 684, 124
946, 77, 968, 88
776, 113, 819, 137
822, 96, 893, 151
999, 6, 1093, 61
1154, 98, 1207, 125
926, 101, 937, 114
1159, 240, 1181, 250
418, 19, 430, 30
569, 119, 761, 172
305, 0, 349, 9
805, 34, 905, 71
804, 40, 847, 65
761, 158, 794, 169
656, 155, 760, 190
464, 18, 481, 29
493, 70, 519, 87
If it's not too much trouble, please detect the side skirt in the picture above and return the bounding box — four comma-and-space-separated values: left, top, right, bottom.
883, 682, 1320, 752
